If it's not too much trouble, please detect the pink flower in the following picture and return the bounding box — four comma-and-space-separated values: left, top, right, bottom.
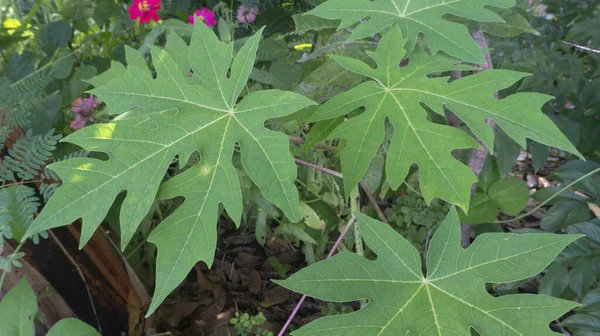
128, 0, 161, 24
188, 8, 217, 27
236, 5, 258, 24
70, 95, 100, 130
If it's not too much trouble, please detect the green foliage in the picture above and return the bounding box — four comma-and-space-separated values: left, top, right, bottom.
531, 160, 600, 335
0, 128, 59, 246
268, 256, 290, 278
0, 129, 61, 182
38, 20, 72, 57
534, 221, 600, 335
0, 248, 24, 272
462, 175, 530, 224
308, 0, 518, 62
389, 190, 451, 251
0, 64, 54, 129
0, 213, 24, 272
24, 22, 315, 316
0, 185, 43, 243
307, 25, 579, 210
320, 302, 355, 317
1, 0, 595, 330
230, 311, 274, 336
447, 7, 539, 37
278, 209, 581, 335
0, 48, 71, 139
534, 161, 599, 232
62, 0, 95, 32
0, 278, 100, 336
490, 0, 600, 161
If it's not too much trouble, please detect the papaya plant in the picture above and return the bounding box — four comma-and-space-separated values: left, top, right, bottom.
1, 0, 595, 334
277, 209, 581, 335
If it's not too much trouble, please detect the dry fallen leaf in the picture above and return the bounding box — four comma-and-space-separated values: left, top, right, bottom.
588, 202, 600, 218
260, 285, 290, 307
194, 265, 219, 291
235, 252, 263, 268
239, 268, 262, 294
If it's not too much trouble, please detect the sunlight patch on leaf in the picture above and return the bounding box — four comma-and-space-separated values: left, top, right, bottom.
23, 22, 315, 316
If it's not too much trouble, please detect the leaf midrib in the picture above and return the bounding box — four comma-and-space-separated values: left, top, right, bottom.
153, 114, 233, 303
425, 283, 443, 336
198, 26, 231, 110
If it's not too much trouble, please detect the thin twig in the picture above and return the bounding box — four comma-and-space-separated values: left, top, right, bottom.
294, 159, 389, 224
359, 181, 389, 224
294, 158, 342, 179
48, 230, 102, 333
288, 136, 337, 151
554, 319, 572, 336
278, 216, 357, 336
561, 40, 600, 54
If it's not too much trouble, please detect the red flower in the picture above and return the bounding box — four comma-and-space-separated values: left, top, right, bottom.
188, 8, 217, 27
129, 0, 161, 24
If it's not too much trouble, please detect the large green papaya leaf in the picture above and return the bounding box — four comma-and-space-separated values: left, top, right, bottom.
307, 25, 580, 210
23, 23, 315, 315
307, 0, 516, 62
277, 209, 581, 335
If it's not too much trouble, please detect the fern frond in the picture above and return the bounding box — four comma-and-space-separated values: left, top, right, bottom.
15, 185, 40, 227
39, 182, 58, 203
58, 149, 90, 161
0, 185, 42, 242
1, 129, 62, 182
1, 106, 31, 128
0, 91, 31, 129
0, 187, 12, 228
0, 63, 54, 129
0, 126, 9, 151
10, 68, 53, 97
0, 49, 71, 131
